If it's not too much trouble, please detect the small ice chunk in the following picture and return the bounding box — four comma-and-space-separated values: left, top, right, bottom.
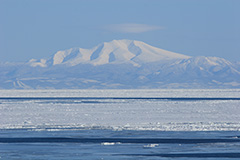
101, 142, 116, 145
143, 144, 159, 148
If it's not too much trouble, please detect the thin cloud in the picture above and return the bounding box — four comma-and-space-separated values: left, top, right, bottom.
105, 23, 164, 33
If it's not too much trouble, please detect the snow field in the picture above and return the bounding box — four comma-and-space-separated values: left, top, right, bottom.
0, 89, 240, 131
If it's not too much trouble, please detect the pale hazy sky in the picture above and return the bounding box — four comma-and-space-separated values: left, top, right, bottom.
0, 0, 239, 62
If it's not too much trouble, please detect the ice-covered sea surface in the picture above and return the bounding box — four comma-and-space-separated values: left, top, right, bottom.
0, 89, 240, 159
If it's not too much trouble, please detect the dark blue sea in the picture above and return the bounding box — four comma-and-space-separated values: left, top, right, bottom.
1, 129, 240, 159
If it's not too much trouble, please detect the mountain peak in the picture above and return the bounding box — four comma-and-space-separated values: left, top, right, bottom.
3, 40, 240, 89
28, 39, 191, 67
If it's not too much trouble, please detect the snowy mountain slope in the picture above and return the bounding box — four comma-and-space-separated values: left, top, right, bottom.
28, 40, 190, 67
146, 56, 240, 85
1, 40, 240, 89
160, 56, 240, 76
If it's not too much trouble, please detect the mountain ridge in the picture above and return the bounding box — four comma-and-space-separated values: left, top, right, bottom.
1, 39, 240, 89
28, 39, 190, 67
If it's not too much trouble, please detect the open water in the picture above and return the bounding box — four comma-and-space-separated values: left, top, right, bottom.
1, 129, 240, 159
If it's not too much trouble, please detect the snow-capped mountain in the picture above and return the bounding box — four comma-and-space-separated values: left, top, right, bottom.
28, 40, 190, 67
1, 39, 240, 89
